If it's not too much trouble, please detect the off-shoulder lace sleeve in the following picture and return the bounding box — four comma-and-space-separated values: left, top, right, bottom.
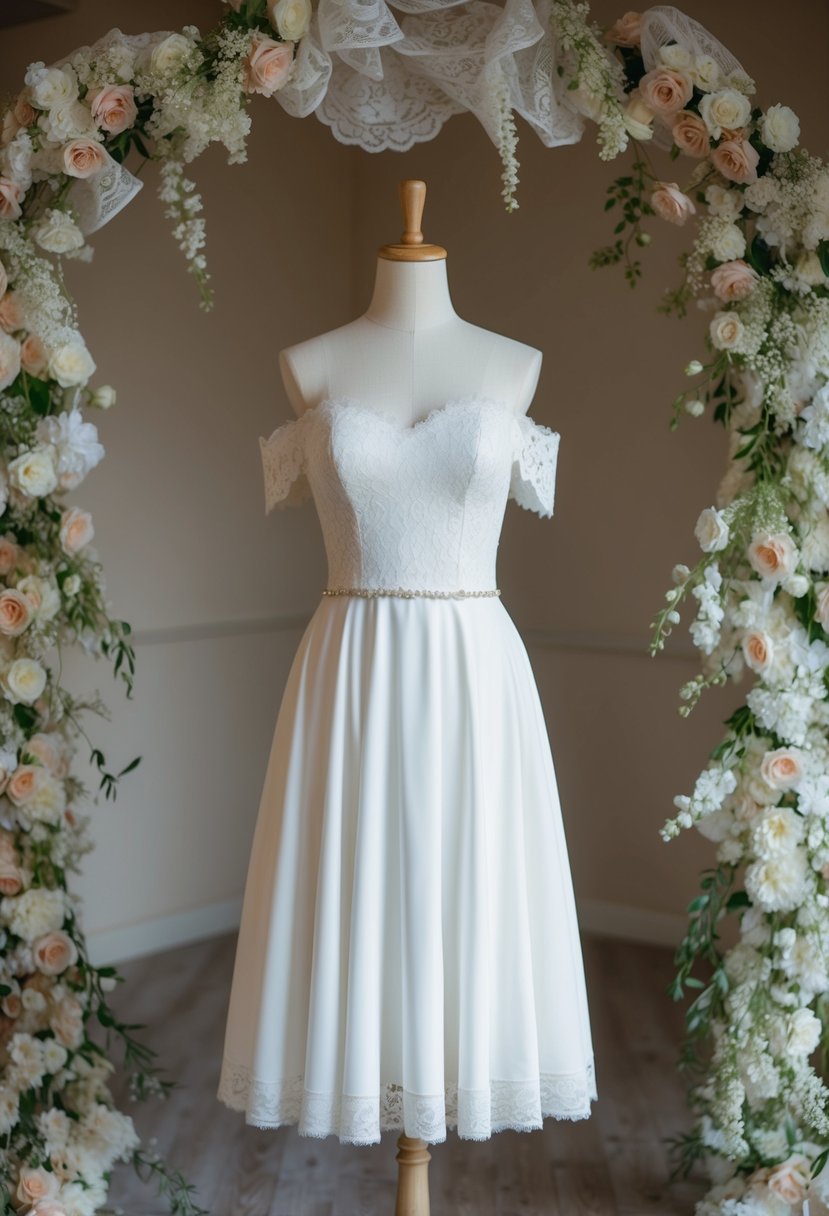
258, 417, 312, 513
509, 414, 560, 518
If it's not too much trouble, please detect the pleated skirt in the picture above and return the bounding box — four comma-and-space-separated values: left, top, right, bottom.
216, 595, 596, 1144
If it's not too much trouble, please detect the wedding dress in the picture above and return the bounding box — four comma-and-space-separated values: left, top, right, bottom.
216, 393, 596, 1145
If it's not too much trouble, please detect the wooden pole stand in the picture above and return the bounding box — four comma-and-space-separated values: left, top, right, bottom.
394, 1134, 431, 1216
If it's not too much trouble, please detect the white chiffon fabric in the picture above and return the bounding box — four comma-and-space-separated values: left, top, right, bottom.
217, 395, 596, 1143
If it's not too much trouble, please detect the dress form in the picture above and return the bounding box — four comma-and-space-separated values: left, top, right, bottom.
277, 182, 541, 1216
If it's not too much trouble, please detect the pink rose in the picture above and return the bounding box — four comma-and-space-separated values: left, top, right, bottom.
20, 333, 47, 377
639, 68, 693, 116
0, 177, 23, 220
761, 748, 803, 791
14, 93, 37, 127
2, 990, 22, 1017
651, 182, 696, 226
16, 1167, 60, 1207
711, 260, 758, 302
768, 1156, 810, 1205
711, 138, 759, 184
6, 763, 40, 805
0, 535, 18, 576
748, 531, 797, 582
605, 11, 642, 46
0, 588, 32, 636
742, 630, 773, 674
243, 32, 294, 96
0, 862, 23, 896
33, 930, 78, 975
62, 138, 107, 179
671, 111, 711, 159
59, 506, 94, 555
89, 84, 137, 135
0, 291, 23, 333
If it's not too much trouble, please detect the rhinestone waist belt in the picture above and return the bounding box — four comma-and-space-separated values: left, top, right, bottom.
322, 586, 501, 600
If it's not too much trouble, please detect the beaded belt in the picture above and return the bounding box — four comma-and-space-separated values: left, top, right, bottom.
322, 586, 501, 599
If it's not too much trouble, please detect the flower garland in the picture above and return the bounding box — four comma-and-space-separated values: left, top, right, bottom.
593, 10, 829, 1216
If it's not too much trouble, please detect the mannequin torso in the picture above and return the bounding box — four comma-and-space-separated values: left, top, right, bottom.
279, 257, 542, 425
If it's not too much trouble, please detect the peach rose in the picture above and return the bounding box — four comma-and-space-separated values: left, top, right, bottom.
748, 531, 797, 582
59, 506, 94, 556
33, 930, 78, 976
651, 182, 696, 226
26, 733, 66, 777
0, 178, 23, 220
6, 763, 39, 805
742, 630, 773, 674
671, 111, 711, 159
243, 32, 294, 96
761, 748, 803, 791
0, 588, 32, 636
0, 535, 18, 576
815, 582, 829, 632
0, 291, 23, 333
710, 260, 758, 302
768, 1156, 810, 1205
89, 84, 138, 135
61, 137, 106, 179
16, 1167, 60, 1207
2, 990, 22, 1017
605, 10, 642, 46
639, 67, 693, 116
0, 861, 23, 896
14, 93, 36, 127
20, 333, 47, 377
50, 994, 84, 1048
711, 138, 759, 184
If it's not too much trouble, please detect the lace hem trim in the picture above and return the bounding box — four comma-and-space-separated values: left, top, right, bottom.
217, 1057, 597, 1144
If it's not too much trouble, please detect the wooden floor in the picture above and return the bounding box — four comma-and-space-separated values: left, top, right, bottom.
102, 933, 706, 1215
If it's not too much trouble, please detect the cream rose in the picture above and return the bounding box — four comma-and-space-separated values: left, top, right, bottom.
671, 111, 710, 159
761, 104, 800, 154
27, 64, 77, 110
7, 763, 39, 805
622, 91, 654, 140
0, 178, 23, 220
47, 339, 95, 387
61, 137, 106, 179
50, 994, 84, 1048
761, 748, 803, 791
0, 291, 23, 332
742, 631, 773, 674
59, 506, 94, 556
268, 0, 311, 41
709, 310, 745, 351
658, 45, 692, 71
18, 575, 60, 622
0, 329, 21, 393
0, 589, 31, 637
243, 32, 295, 96
767, 1155, 810, 1204
0, 862, 22, 896
3, 657, 47, 705
748, 532, 798, 582
711, 138, 759, 185
651, 182, 696, 226
33, 930, 78, 976
604, 11, 642, 45
710, 260, 758, 302
638, 67, 693, 116
694, 506, 730, 553
0, 535, 18, 576
690, 54, 721, 92
16, 1167, 60, 1207
710, 223, 747, 263
33, 208, 84, 255
8, 446, 57, 497
89, 83, 137, 135
145, 32, 193, 76
699, 89, 752, 138
20, 333, 47, 377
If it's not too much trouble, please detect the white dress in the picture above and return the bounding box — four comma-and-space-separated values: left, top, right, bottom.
216, 393, 596, 1145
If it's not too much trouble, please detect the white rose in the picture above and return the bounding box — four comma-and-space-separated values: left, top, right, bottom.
745, 849, 808, 913
787, 1007, 821, 1056
90, 384, 116, 409
657, 44, 692, 71
0, 330, 20, 393
690, 54, 721, 92
268, 0, 311, 40
695, 507, 730, 553
32, 209, 84, 255
8, 447, 57, 497
761, 104, 800, 154
1, 132, 33, 192
710, 223, 746, 262
794, 250, 828, 288
699, 89, 751, 138
709, 311, 745, 351
144, 33, 193, 76
47, 339, 95, 388
17, 575, 60, 623
3, 657, 47, 704
40, 98, 95, 142
26, 64, 77, 111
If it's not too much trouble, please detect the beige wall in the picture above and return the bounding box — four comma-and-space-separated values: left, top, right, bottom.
1, 0, 827, 961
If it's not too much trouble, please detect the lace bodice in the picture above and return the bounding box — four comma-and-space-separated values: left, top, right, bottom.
259, 394, 559, 594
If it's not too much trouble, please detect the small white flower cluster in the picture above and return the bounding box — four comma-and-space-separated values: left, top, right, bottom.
552, 0, 629, 161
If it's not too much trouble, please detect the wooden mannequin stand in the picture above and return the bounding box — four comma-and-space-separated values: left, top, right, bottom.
383, 179, 443, 1216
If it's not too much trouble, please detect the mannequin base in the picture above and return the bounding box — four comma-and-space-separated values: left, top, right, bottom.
394, 1134, 431, 1216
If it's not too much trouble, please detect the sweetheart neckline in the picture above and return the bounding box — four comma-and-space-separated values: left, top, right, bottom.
302, 393, 521, 435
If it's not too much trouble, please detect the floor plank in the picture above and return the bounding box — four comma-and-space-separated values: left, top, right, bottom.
100, 933, 708, 1215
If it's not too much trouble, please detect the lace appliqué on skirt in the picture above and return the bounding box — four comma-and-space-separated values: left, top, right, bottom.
217, 1057, 597, 1145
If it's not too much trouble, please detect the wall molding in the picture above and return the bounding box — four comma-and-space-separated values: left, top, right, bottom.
87, 893, 685, 967
133, 612, 697, 661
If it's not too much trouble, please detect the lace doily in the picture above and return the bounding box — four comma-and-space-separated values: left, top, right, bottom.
218, 1056, 597, 1143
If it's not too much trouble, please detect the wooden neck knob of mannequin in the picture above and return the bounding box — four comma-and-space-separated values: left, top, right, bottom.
378, 179, 447, 262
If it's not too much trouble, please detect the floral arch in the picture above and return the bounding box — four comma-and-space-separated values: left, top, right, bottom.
0, 2, 828, 1214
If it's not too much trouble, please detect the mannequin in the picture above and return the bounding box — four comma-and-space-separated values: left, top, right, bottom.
276, 181, 543, 1216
